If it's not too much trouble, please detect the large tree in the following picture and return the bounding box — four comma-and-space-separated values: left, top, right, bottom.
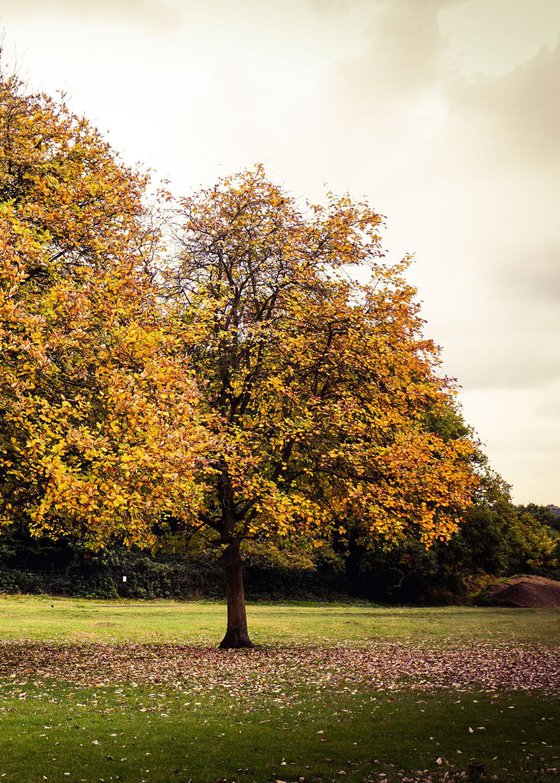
0, 74, 207, 548
169, 166, 478, 647
0, 75, 479, 647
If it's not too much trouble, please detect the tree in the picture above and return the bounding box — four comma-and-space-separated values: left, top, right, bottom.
0, 73, 207, 549
517, 503, 560, 534
346, 466, 559, 604
168, 166, 478, 647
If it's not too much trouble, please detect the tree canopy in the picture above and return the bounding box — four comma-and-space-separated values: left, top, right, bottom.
0, 74, 206, 549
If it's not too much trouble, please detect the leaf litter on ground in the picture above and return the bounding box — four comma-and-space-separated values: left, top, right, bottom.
0, 641, 558, 694
1, 642, 559, 783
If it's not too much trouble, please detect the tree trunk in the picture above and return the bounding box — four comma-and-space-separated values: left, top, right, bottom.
219, 539, 254, 649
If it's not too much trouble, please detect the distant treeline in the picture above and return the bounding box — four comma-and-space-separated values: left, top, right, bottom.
1, 490, 558, 604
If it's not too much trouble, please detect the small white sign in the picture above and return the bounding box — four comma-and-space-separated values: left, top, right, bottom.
122, 576, 127, 583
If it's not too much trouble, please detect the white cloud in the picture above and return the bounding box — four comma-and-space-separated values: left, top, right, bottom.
0, 0, 180, 38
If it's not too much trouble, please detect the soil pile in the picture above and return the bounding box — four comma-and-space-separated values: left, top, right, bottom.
476, 575, 560, 608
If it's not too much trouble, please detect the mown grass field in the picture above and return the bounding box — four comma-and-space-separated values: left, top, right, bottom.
1, 595, 559, 645
0, 596, 558, 783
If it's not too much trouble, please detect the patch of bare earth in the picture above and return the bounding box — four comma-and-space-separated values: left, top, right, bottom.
1, 642, 559, 693
478, 575, 560, 608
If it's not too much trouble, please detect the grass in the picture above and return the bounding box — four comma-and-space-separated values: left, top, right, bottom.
0, 596, 558, 781
0, 594, 559, 645
0, 682, 558, 782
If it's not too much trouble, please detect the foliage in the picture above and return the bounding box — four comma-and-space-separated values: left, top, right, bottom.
1, 477, 556, 605
505, 511, 558, 573
0, 73, 207, 548
517, 503, 560, 528
443, 475, 558, 579
349, 470, 559, 603
0, 528, 343, 601
170, 166, 477, 551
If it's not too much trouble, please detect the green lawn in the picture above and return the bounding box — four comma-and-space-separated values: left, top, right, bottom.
0, 594, 559, 645
0, 682, 558, 783
0, 596, 558, 782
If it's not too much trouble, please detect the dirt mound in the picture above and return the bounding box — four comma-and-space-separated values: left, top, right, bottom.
477, 575, 560, 608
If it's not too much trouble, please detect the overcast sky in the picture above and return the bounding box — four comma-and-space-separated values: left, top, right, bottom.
1, 0, 559, 504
